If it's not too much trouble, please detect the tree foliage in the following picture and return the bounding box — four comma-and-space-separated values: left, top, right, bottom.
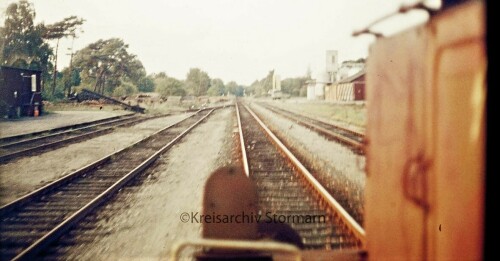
42, 15, 84, 95
154, 75, 186, 97
42, 16, 84, 40
281, 77, 308, 96
113, 81, 138, 97
72, 38, 145, 95
185, 68, 210, 96
248, 70, 274, 96
137, 75, 155, 92
207, 78, 225, 96
225, 81, 237, 95
1, 0, 52, 74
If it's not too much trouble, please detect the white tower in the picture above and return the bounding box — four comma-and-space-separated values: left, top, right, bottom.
326, 50, 339, 83
272, 73, 281, 91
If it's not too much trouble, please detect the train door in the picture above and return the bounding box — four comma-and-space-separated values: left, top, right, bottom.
365, 23, 429, 260
426, 2, 485, 259
365, 1, 485, 260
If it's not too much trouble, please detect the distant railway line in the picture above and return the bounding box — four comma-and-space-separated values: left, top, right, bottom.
236, 102, 365, 249
256, 102, 365, 154
0, 113, 169, 163
0, 108, 216, 260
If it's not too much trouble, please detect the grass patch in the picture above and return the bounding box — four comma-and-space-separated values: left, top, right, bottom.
277, 101, 366, 128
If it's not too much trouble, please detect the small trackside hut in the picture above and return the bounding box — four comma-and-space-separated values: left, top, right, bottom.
0, 66, 43, 118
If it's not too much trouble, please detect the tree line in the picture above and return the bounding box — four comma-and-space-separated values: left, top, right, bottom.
1, 0, 310, 100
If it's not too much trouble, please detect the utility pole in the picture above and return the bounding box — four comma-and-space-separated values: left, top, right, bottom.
52, 38, 59, 95
66, 35, 76, 97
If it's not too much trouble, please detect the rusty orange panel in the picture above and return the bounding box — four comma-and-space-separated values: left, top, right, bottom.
427, 2, 485, 260
366, 25, 429, 260
365, 1, 485, 260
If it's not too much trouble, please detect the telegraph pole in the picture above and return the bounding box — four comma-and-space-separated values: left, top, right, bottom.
66, 35, 76, 97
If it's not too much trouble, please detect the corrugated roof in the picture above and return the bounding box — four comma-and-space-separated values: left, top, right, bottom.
338, 69, 365, 84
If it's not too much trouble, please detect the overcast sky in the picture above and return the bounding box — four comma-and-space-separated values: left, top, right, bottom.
1, 0, 430, 85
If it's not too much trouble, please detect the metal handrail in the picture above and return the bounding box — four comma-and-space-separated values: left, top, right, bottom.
170, 239, 301, 261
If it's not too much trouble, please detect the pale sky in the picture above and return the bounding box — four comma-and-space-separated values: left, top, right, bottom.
1, 0, 430, 85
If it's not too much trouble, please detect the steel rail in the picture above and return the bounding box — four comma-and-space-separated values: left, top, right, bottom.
0, 113, 134, 144
0, 114, 140, 149
241, 103, 366, 246
8, 109, 215, 260
259, 102, 365, 138
235, 101, 250, 177
0, 111, 198, 214
0, 114, 170, 163
258, 103, 364, 152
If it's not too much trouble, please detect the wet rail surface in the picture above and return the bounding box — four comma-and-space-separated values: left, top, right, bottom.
257, 102, 364, 154
0, 114, 169, 163
0, 109, 214, 260
236, 102, 364, 250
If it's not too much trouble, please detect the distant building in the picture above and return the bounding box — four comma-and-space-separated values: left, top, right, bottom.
306, 80, 316, 100
272, 73, 281, 91
307, 51, 365, 101
325, 50, 339, 83
314, 71, 330, 100
325, 69, 365, 102
338, 61, 365, 81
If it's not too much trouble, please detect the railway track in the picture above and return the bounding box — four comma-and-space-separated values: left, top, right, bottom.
0, 113, 169, 163
257, 102, 365, 154
236, 102, 365, 249
0, 108, 215, 260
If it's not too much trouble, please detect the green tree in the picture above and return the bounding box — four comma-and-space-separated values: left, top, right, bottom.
207, 78, 225, 96
281, 77, 308, 96
155, 76, 186, 97
234, 86, 244, 96
61, 67, 81, 95
261, 70, 274, 93
137, 75, 155, 92
249, 70, 274, 96
1, 1, 53, 79
225, 81, 237, 95
113, 81, 138, 97
185, 68, 210, 96
73, 38, 145, 95
42, 15, 85, 95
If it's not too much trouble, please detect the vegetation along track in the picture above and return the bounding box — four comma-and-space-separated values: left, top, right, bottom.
0, 113, 169, 163
0, 108, 215, 260
236, 102, 365, 250
257, 102, 365, 154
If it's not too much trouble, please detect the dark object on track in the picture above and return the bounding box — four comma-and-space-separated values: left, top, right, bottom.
75, 89, 145, 113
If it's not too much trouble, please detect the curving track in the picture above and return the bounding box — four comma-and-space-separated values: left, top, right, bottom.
0, 114, 170, 163
236, 102, 365, 250
0, 109, 215, 260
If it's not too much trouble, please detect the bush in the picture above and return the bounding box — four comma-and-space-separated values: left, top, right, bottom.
155, 77, 186, 98
113, 82, 138, 97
